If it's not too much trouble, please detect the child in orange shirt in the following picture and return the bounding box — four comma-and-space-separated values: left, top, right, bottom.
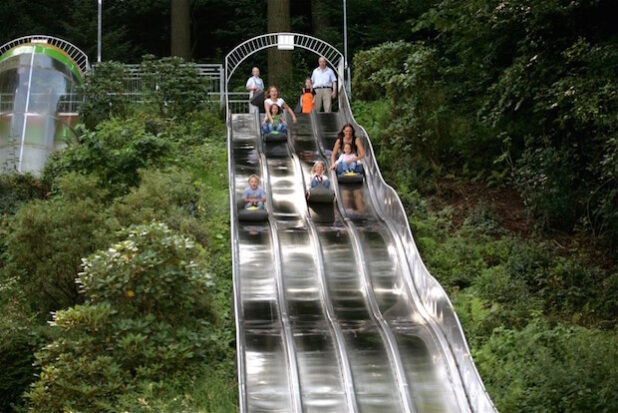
301, 78, 315, 113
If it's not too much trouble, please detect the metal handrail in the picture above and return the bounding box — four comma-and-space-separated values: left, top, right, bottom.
91, 63, 224, 105
225, 33, 347, 122
0, 35, 89, 74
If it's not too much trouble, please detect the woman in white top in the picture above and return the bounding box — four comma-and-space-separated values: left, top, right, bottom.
264, 86, 297, 125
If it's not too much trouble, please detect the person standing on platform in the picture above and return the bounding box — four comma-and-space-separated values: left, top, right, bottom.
311, 56, 337, 113
301, 77, 316, 113
246, 67, 264, 114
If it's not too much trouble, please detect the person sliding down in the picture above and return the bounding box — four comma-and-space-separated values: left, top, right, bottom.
306, 160, 332, 201
330, 123, 365, 175
242, 175, 267, 210
332, 142, 357, 175
310, 161, 330, 188
261, 103, 287, 135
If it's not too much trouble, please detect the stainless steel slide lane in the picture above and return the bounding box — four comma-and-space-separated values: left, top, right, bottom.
332, 85, 494, 412
229, 114, 296, 412
293, 115, 411, 412
229, 103, 495, 412
225, 32, 495, 413
258, 114, 352, 412
313, 112, 467, 412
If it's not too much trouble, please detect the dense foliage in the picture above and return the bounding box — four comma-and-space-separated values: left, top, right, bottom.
0, 58, 235, 412
353, 0, 618, 251
26, 222, 224, 411
354, 97, 618, 412
1, 1, 616, 412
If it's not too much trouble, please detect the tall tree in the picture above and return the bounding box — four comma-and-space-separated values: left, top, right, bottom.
171, 0, 191, 60
267, 0, 291, 86
311, 0, 331, 39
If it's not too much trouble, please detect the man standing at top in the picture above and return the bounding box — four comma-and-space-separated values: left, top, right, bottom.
246, 67, 264, 114
311, 56, 337, 113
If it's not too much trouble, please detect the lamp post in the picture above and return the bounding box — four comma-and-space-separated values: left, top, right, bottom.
343, 0, 351, 97
97, 0, 102, 63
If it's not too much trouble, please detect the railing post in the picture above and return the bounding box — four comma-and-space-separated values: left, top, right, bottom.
219, 65, 225, 106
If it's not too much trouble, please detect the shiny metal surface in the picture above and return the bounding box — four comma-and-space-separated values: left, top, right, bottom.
227, 36, 496, 412
229, 114, 297, 412
261, 113, 354, 412
0, 39, 83, 174
335, 87, 497, 412
294, 116, 411, 412
310, 113, 463, 413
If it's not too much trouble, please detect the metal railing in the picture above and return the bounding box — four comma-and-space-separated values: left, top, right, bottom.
227, 92, 251, 114
225, 33, 346, 119
0, 35, 89, 74
0, 65, 225, 116
110, 63, 224, 104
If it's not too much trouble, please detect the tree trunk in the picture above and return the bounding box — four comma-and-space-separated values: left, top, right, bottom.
267, 0, 291, 87
171, 0, 191, 60
311, 0, 330, 39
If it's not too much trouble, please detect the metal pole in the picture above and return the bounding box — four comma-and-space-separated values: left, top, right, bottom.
343, 0, 351, 97
97, 0, 102, 63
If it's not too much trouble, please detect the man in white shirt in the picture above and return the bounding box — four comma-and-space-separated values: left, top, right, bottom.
245, 67, 264, 114
311, 56, 337, 113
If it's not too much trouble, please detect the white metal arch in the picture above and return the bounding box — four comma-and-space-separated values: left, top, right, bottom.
0, 35, 90, 75
225, 33, 345, 113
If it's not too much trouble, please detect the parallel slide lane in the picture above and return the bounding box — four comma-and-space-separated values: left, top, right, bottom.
229, 96, 497, 412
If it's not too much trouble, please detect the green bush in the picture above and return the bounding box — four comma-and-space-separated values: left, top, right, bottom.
139, 55, 211, 119
26, 222, 223, 412
0, 173, 48, 216
1, 173, 112, 319
0, 297, 50, 412
80, 61, 132, 129
353, 1, 618, 248
113, 369, 238, 412
111, 168, 207, 240
43, 116, 172, 197
476, 318, 618, 413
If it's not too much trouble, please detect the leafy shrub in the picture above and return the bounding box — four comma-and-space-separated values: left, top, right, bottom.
1, 173, 112, 319
113, 369, 238, 412
0, 295, 50, 412
43, 116, 172, 197
26, 222, 222, 412
110, 168, 210, 252
80, 61, 132, 129
0, 173, 48, 216
504, 242, 618, 328
475, 318, 618, 413
139, 55, 211, 118
354, 1, 618, 248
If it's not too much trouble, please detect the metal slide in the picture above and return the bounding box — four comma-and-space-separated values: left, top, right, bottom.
228, 97, 496, 412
